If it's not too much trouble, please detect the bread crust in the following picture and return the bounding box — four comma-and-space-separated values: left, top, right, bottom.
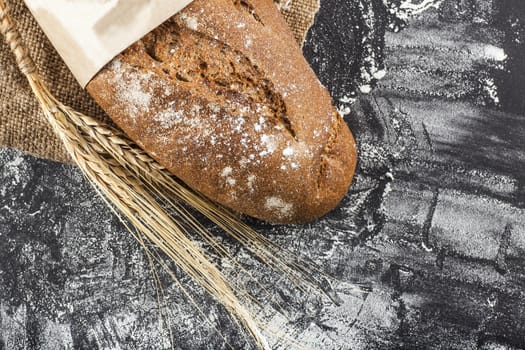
86, 0, 357, 223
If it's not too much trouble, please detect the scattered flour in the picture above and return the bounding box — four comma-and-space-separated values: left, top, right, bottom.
110, 59, 169, 118
221, 167, 233, 177
117, 74, 153, 115
483, 45, 507, 61
259, 135, 278, 157
282, 146, 294, 157
339, 95, 355, 104
337, 105, 352, 117
153, 109, 185, 129
220, 167, 236, 186
183, 16, 199, 30
265, 197, 294, 219
247, 175, 256, 191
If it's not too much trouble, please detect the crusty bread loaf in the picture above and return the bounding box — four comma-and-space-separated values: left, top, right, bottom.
86, 0, 357, 223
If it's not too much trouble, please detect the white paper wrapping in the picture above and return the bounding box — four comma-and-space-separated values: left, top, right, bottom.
23, 0, 193, 87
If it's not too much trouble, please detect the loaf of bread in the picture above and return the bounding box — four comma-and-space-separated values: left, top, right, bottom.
86, 0, 357, 223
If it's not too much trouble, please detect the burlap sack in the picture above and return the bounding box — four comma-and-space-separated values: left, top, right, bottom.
0, 0, 320, 163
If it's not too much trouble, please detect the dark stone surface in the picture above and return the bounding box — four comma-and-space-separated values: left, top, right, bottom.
1, 0, 525, 349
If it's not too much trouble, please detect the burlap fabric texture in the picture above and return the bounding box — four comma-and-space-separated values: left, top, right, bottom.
0, 0, 320, 163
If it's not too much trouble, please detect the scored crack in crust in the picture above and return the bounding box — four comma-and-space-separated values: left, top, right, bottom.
86, 0, 357, 223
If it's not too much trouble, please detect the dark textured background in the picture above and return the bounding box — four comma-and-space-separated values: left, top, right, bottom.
1, 0, 525, 349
